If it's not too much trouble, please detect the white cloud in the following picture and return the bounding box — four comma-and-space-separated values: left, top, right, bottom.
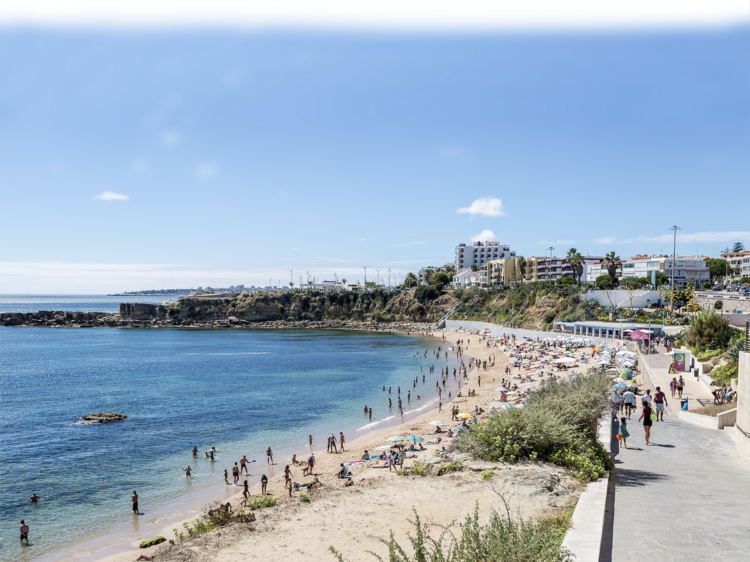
595, 231, 750, 246
457, 197, 506, 218
594, 236, 618, 245
539, 239, 575, 245
1, 2, 745, 29
392, 241, 429, 247
160, 131, 180, 147
469, 229, 497, 243
196, 162, 218, 181
438, 144, 473, 161
93, 191, 129, 201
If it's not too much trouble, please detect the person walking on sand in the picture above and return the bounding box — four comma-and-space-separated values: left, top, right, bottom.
261, 474, 268, 495
242, 480, 250, 506
131, 491, 139, 514
284, 464, 293, 485
232, 463, 239, 484
639, 401, 653, 446
183, 466, 192, 478
267, 447, 274, 464
387, 452, 395, 472
339, 432, 346, 452
20, 520, 29, 544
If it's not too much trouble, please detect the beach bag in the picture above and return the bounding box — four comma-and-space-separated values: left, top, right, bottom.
616, 434, 623, 442
650, 413, 656, 421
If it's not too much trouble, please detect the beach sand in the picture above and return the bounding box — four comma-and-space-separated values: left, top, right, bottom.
85, 328, 594, 562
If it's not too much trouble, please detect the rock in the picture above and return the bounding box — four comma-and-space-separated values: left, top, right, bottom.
139, 536, 166, 548
82, 412, 128, 423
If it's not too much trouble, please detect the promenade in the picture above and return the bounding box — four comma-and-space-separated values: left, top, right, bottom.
601, 346, 750, 562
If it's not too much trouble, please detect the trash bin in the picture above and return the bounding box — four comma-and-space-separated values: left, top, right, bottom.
681, 398, 688, 411
693, 368, 699, 379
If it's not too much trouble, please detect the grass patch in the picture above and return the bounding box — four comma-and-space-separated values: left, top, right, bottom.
690, 402, 737, 418
329, 500, 573, 562
452, 373, 612, 482
396, 460, 429, 477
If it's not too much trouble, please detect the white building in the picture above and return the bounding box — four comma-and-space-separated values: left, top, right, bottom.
452, 268, 482, 288
455, 241, 515, 270
586, 255, 710, 287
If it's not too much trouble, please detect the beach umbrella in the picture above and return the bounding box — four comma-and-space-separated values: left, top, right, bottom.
406, 436, 424, 442
386, 436, 405, 442
554, 357, 577, 364
613, 383, 628, 390
456, 413, 473, 419
451, 426, 467, 432
374, 445, 392, 450
429, 420, 448, 427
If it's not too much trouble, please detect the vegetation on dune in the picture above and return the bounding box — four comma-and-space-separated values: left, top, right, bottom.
330, 502, 574, 562
452, 374, 613, 482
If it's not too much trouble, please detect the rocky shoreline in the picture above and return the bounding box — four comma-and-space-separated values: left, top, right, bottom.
0, 311, 436, 332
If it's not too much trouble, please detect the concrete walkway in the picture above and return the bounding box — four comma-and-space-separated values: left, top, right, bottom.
640, 344, 714, 407
601, 358, 750, 562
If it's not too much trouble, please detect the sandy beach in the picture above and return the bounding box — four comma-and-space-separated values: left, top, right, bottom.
82, 328, 598, 562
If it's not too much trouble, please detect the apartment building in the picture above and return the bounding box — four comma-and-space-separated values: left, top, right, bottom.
485, 258, 521, 286
721, 250, 750, 278
526, 256, 604, 283
454, 241, 515, 270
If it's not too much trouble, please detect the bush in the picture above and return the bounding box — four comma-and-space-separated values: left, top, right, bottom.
396, 460, 429, 477
432, 272, 451, 290
140, 536, 166, 548
453, 288, 465, 300
596, 275, 618, 289
414, 285, 439, 302
329, 505, 573, 562
543, 310, 556, 323
250, 496, 277, 510
452, 374, 611, 481
300, 493, 310, 503
685, 313, 732, 352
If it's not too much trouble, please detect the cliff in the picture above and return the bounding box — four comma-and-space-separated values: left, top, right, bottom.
0, 289, 457, 329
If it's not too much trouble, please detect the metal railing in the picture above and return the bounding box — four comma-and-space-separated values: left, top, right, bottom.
745, 321, 749, 353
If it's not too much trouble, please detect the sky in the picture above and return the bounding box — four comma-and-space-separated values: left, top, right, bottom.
1, 2, 749, 293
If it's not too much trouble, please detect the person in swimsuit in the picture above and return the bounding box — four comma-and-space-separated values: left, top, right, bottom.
266, 447, 274, 464
20, 520, 29, 543
183, 466, 192, 478
240, 455, 252, 475
339, 432, 345, 452
260, 474, 268, 495
639, 401, 653, 445
27, 493, 42, 503
192, 447, 198, 457
131, 491, 139, 513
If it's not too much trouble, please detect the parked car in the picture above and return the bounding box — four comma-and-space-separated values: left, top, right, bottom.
649, 302, 664, 309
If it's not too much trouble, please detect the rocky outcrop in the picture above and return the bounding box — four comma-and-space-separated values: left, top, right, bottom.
1, 290, 457, 329
82, 412, 128, 423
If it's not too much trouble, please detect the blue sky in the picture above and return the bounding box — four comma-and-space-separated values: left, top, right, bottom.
1, 24, 748, 292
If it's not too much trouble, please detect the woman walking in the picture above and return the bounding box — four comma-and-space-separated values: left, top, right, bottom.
670, 377, 677, 399
639, 400, 653, 446
677, 376, 685, 399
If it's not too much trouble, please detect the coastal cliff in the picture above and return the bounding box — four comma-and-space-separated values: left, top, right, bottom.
0, 289, 456, 329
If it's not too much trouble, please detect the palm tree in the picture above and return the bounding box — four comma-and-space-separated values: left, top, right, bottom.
603, 251, 621, 287
341, 278, 347, 287
566, 248, 584, 286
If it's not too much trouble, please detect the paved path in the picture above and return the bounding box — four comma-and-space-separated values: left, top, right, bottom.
640, 344, 714, 407
601, 363, 750, 561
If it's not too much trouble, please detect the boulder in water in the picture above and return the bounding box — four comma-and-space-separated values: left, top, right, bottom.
82, 412, 128, 423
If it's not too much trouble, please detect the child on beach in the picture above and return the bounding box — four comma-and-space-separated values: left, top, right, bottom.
618, 417, 629, 448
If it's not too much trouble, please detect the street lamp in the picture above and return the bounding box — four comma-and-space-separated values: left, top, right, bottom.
668, 226, 681, 311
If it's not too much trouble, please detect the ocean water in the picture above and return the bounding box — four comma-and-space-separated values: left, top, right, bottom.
0, 294, 175, 314
0, 326, 458, 561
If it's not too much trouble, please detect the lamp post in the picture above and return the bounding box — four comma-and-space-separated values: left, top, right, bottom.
669, 226, 681, 311
363, 266, 367, 293
546, 247, 555, 286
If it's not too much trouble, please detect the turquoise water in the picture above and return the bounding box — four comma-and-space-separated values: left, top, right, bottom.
0, 326, 453, 561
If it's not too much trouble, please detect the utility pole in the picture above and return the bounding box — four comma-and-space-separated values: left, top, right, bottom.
376, 269, 381, 288
388, 267, 391, 289
363, 266, 367, 292
723, 246, 730, 287
546, 247, 555, 286
669, 226, 681, 311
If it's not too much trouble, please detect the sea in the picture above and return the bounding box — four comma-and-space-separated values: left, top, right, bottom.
0, 296, 458, 561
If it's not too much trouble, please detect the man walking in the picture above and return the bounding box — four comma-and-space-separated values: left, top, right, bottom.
339, 432, 346, 452
622, 388, 636, 419
131, 491, 139, 514
654, 386, 668, 421
20, 520, 30, 544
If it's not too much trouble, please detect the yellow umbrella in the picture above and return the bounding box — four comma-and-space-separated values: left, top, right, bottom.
456, 413, 473, 419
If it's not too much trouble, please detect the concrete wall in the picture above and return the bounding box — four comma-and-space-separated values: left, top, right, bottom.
737, 352, 750, 433
678, 411, 719, 429
581, 290, 661, 309
696, 294, 750, 314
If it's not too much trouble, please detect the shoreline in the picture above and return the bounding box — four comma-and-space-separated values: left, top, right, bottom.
36, 330, 466, 562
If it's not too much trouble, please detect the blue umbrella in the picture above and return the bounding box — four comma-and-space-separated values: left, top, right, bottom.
614, 383, 628, 390
406, 436, 424, 442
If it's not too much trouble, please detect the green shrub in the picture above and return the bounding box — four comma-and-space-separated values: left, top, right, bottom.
415, 285, 439, 301
437, 462, 463, 476
139, 536, 166, 548
396, 460, 429, 477
481, 470, 496, 480
452, 374, 611, 481
300, 493, 310, 503
543, 310, 556, 323
250, 496, 277, 510
329, 505, 573, 562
